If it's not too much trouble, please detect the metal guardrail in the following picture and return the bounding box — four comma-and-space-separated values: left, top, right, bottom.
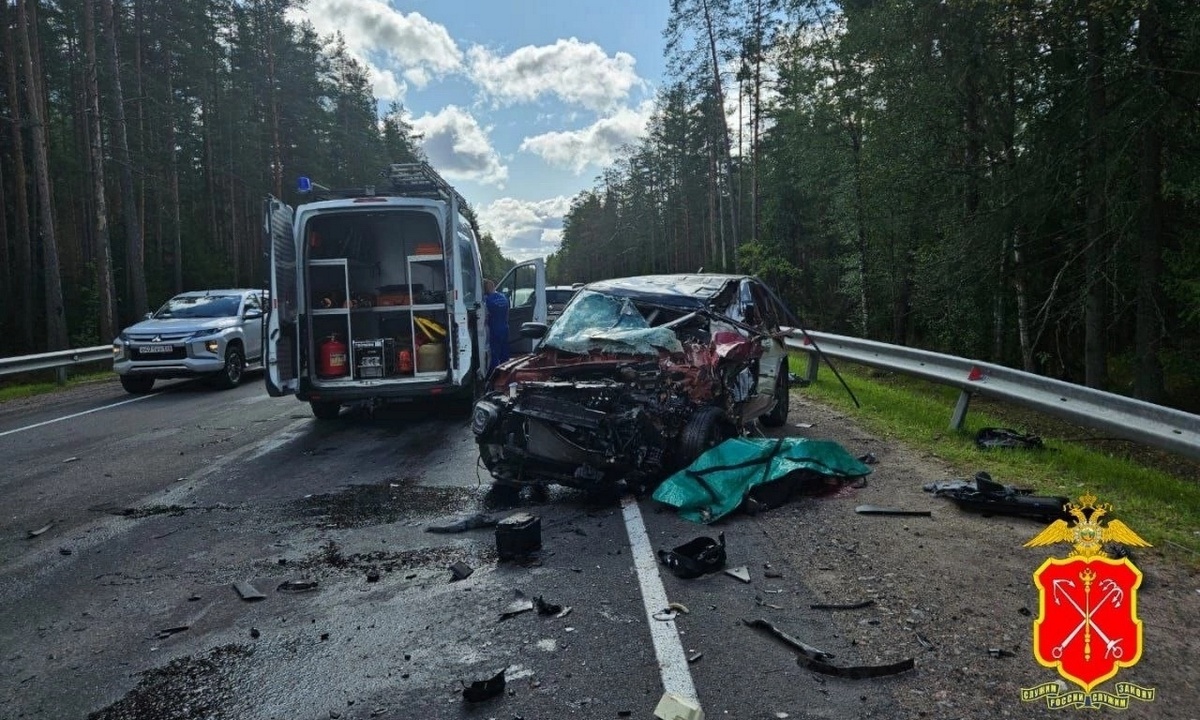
0, 345, 113, 383
785, 329, 1200, 462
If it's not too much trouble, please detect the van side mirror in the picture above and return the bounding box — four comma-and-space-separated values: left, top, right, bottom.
519, 322, 549, 339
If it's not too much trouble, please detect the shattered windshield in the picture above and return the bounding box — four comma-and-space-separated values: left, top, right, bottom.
153, 295, 241, 319
542, 290, 684, 355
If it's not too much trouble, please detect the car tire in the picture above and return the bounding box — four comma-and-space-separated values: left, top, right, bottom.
119, 375, 155, 395
310, 401, 341, 420
760, 361, 790, 427
679, 406, 735, 467
213, 345, 245, 389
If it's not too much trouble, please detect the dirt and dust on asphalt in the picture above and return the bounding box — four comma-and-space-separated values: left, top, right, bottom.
6, 390, 1199, 720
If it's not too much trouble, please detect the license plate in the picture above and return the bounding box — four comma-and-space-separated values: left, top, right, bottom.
138, 345, 175, 354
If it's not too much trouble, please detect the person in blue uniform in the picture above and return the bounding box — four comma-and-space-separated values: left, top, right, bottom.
483, 278, 509, 373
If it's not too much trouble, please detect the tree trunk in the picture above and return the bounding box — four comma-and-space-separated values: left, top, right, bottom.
167, 66, 182, 293
17, 0, 67, 350
1012, 227, 1034, 372
1083, 9, 1108, 390
1134, 0, 1165, 402
84, 0, 118, 342
849, 120, 869, 334
101, 0, 148, 320
699, 0, 738, 260
3, 0, 35, 351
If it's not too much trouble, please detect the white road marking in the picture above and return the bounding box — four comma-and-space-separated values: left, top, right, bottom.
0, 393, 158, 439
621, 495, 701, 709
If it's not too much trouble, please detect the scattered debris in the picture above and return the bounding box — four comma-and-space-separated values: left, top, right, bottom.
654, 692, 704, 720
425, 513, 497, 534
668, 602, 690, 615
914, 632, 933, 650
724, 565, 751, 583
924, 471, 1069, 521
27, 524, 52, 539
448, 561, 474, 582
855, 505, 932, 517
500, 599, 535, 620
743, 619, 834, 661
1018, 607, 1032, 617
857, 452, 878, 465
658, 533, 726, 579
534, 596, 561, 616
811, 600, 874, 611
188, 595, 201, 602
496, 512, 542, 560
794, 422, 814, 429
618, 711, 633, 718
461, 669, 505, 703
687, 651, 704, 664
233, 581, 266, 602
277, 579, 319, 593
755, 596, 783, 610
976, 427, 1044, 450
156, 625, 189, 640
988, 648, 1015, 659
250, 628, 260, 639
653, 609, 679, 622
765, 568, 784, 579
62, 457, 80, 463
366, 569, 381, 583
58, 547, 72, 556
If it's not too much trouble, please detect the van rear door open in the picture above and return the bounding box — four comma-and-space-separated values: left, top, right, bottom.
263, 197, 299, 397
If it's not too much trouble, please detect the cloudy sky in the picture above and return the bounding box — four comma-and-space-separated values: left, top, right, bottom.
290, 0, 671, 262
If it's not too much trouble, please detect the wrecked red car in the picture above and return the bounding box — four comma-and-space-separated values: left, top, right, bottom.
470, 274, 796, 491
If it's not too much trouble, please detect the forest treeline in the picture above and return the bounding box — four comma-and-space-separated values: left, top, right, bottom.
0, 0, 514, 358
549, 0, 1200, 405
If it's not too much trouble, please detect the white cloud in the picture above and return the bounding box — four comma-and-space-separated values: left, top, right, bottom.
411, 106, 508, 187
519, 102, 653, 174
478, 196, 573, 259
291, 0, 463, 100
468, 38, 641, 111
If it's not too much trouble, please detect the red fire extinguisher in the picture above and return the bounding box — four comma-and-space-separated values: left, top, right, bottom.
317, 334, 348, 379
396, 348, 414, 375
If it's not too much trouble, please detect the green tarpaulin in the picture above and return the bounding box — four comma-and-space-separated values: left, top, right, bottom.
652, 437, 873, 523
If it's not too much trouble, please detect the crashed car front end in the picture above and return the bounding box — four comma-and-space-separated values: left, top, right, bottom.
472, 288, 770, 490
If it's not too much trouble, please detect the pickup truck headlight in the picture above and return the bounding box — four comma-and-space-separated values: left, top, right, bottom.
204, 340, 220, 353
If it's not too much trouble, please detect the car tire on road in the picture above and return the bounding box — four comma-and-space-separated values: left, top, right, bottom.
213, 345, 245, 389
679, 405, 735, 467
119, 375, 155, 395
760, 361, 790, 427
310, 401, 341, 420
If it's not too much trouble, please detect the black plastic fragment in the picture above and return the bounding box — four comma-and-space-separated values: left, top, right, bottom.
448, 561, 474, 582
975, 427, 1043, 450
657, 532, 726, 579
277, 579, 318, 593
855, 505, 932, 517
461, 669, 505, 703
924, 471, 1069, 521
425, 513, 498, 534
811, 600, 875, 611
534, 596, 562, 616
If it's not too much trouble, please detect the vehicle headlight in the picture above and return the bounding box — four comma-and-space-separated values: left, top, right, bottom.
471, 401, 501, 436
204, 340, 220, 353
188, 327, 223, 341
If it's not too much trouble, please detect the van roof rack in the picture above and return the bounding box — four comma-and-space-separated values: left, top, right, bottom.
296, 162, 466, 210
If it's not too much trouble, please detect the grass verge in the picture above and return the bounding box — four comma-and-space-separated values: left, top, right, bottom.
792, 355, 1200, 561
0, 370, 114, 403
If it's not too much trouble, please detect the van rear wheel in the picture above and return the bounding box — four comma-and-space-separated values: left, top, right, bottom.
310, 401, 341, 420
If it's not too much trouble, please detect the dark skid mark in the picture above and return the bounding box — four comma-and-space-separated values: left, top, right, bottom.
298, 539, 495, 575
292, 481, 477, 529
118, 504, 235, 519
86, 644, 252, 720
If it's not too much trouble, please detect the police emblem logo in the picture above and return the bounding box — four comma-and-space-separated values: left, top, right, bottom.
1021, 494, 1156, 709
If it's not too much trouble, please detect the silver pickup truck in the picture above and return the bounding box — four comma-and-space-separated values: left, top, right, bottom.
112, 289, 266, 394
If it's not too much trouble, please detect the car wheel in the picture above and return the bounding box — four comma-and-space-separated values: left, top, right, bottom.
310, 401, 341, 420
214, 345, 245, 389
119, 375, 155, 394
760, 361, 790, 427
679, 406, 735, 466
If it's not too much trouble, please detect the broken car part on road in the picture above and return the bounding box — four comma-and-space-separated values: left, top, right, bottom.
924, 471, 1069, 522
461, 669, 506, 703
424, 513, 497, 534
657, 532, 727, 579
745, 618, 916, 679
855, 505, 933, 517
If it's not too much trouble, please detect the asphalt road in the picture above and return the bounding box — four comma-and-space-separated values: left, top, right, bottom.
0, 376, 918, 720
